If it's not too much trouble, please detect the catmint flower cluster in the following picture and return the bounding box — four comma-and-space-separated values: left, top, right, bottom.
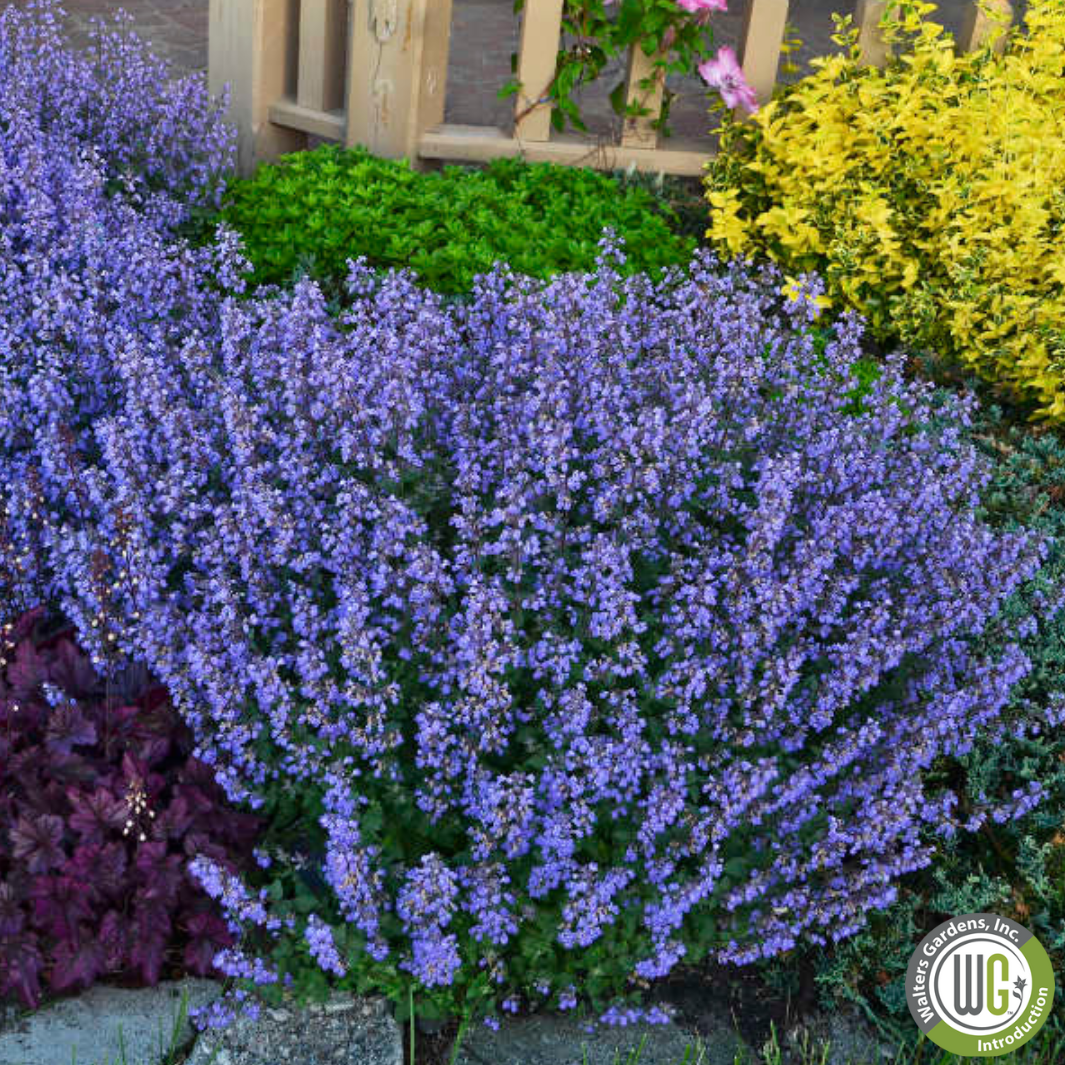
0, 1, 1056, 1026
305, 914, 347, 978
0, 1, 233, 221
28, 233, 1051, 1021
0, 0, 239, 642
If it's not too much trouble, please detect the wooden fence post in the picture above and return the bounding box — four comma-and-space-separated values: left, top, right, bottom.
298, 0, 348, 112
209, 0, 305, 175
853, 0, 892, 67
959, 0, 1013, 53
738, 0, 790, 107
514, 0, 565, 143
345, 0, 453, 163
621, 44, 666, 150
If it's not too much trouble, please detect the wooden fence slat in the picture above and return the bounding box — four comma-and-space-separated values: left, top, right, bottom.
515, 0, 565, 143
345, 0, 453, 163
421, 124, 711, 176
219, 0, 885, 177
853, 0, 891, 67
621, 44, 665, 150
297, 0, 348, 112
270, 97, 346, 140
419, 0, 453, 141
738, 0, 790, 107
209, 0, 305, 174
959, 0, 1013, 53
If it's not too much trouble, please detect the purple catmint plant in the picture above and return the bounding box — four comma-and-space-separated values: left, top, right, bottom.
0, 1, 1057, 1026
15, 235, 1054, 1024
0, 0, 233, 223
0, 0, 240, 637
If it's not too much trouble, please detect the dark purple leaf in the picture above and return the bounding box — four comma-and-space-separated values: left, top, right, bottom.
0, 934, 43, 1009
183, 910, 232, 943
132, 735, 171, 766
63, 842, 128, 901
181, 833, 228, 864
36, 747, 96, 787
10, 814, 66, 874
139, 686, 172, 715
174, 783, 215, 819
108, 660, 151, 705
30, 875, 96, 941
184, 935, 224, 976
9, 607, 44, 646
0, 882, 25, 937
135, 849, 185, 910
43, 703, 97, 756
181, 907, 234, 976
133, 839, 169, 873
6, 637, 46, 698
46, 638, 100, 699
49, 931, 105, 993
98, 910, 128, 971
158, 794, 195, 839
94, 703, 142, 759
129, 904, 171, 985
4, 703, 48, 749
66, 786, 129, 844
120, 750, 152, 793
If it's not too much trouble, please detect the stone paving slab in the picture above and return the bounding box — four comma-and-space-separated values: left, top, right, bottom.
0, 979, 221, 1065
184, 992, 403, 1065
40, 0, 994, 142
60, 0, 208, 75
453, 1008, 742, 1065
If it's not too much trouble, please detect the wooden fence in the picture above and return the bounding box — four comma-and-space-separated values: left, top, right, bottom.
208, 0, 1015, 177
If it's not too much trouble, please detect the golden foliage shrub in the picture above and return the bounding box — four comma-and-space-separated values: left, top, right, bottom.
704, 0, 1065, 421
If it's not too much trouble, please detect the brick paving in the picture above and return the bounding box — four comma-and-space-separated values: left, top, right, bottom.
34, 0, 997, 141
60, 0, 208, 74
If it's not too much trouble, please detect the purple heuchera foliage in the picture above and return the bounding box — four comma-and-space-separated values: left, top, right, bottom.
10, 227, 1053, 1018
0, 610, 263, 1008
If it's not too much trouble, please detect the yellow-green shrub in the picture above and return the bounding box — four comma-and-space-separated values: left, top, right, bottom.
704, 0, 1065, 422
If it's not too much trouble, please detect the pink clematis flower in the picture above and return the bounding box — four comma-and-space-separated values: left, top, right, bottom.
676, 0, 728, 12
698, 45, 759, 114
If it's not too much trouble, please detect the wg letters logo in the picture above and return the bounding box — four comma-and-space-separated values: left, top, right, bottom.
906, 913, 1055, 1057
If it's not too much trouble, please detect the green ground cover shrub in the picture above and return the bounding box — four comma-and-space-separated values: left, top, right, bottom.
703, 0, 1065, 424
212, 146, 697, 297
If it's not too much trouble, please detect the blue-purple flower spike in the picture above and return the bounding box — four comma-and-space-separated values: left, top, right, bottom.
0, 0, 1056, 1032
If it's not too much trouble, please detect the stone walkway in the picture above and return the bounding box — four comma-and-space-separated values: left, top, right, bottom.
60, 0, 207, 74
50, 0, 988, 141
